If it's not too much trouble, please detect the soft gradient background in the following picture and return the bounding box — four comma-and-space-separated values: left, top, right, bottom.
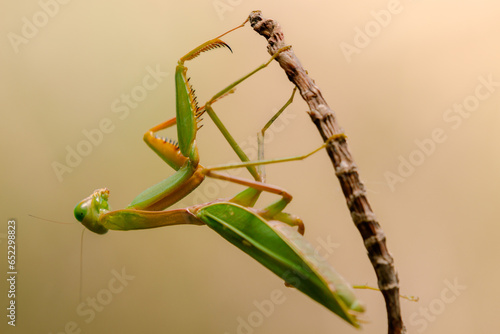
1, 1, 499, 333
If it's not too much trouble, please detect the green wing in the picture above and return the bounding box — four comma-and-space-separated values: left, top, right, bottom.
197, 202, 364, 327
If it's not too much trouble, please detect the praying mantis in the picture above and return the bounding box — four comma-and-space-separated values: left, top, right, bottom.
74, 18, 364, 327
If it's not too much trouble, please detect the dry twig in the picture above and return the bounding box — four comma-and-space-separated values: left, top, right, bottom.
248, 11, 404, 334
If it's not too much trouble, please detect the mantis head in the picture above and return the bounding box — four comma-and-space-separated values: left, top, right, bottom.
74, 188, 110, 234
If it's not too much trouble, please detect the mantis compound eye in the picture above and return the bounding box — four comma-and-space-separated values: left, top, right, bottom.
74, 205, 86, 222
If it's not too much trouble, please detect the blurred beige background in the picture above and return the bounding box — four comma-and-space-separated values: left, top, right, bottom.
1, 1, 499, 333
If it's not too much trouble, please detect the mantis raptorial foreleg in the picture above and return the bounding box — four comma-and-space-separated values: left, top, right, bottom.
74, 18, 363, 327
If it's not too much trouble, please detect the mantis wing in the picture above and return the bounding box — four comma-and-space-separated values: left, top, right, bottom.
197, 202, 364, 327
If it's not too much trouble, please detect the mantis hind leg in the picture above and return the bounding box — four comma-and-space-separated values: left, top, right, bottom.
202, 45, 294, 182
271, 212, 305, 235
206, 86, 298, 200
204, 132, 345, 227
198, 87, 302, 225
203, 170, 304, 234
257, 87, 297, 182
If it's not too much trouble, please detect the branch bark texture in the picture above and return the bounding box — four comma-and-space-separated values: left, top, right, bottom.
248, 11, 404, 334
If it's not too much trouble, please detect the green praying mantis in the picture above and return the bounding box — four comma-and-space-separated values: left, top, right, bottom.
74, 18, 365, 327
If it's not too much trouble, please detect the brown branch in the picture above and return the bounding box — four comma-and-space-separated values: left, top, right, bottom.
248, 11, 404, 334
